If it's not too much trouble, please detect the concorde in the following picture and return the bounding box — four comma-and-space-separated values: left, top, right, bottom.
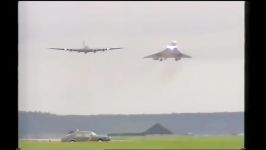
144, 41, 191, 61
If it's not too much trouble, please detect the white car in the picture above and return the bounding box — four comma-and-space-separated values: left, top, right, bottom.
61, 130, 111, 142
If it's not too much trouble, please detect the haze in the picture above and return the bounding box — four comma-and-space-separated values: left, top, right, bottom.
18, 1, 244, 115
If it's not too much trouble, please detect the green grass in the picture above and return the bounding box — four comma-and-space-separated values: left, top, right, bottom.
19, 135, 244, 150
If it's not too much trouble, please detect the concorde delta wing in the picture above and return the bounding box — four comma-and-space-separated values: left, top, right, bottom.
144, 52, 163, 59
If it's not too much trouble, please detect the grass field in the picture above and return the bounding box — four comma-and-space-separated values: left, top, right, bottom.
19, 135, 244, 150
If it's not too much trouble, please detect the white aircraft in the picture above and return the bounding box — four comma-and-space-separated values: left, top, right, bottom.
144, 41, 191, 61
48, 42, 123, 54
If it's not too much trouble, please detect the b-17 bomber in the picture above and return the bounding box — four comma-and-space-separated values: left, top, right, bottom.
48, 42, 123, 54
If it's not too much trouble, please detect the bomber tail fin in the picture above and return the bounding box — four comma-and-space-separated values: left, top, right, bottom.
82, 41, 89, 49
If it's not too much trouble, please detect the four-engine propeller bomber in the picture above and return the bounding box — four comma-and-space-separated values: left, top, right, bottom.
48, 42, 123, 54
144, 41, 192, 61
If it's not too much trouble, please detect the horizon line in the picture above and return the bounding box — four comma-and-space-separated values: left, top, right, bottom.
18, 110, 244, 116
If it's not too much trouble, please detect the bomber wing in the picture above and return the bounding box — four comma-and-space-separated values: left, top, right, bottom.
91, 47, 123, 51
48, 48, 66, 50
48, 48, 82, 51
108, 47, 123, 50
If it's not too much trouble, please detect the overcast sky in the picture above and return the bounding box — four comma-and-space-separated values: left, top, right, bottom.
18, 1, 244, 115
